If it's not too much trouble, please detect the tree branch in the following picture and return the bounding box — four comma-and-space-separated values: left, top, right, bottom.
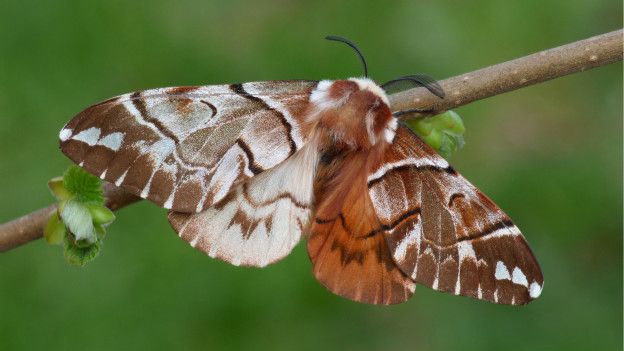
0, 29, 621, 253
390, 29, 623, 119
0, 184, 140, 252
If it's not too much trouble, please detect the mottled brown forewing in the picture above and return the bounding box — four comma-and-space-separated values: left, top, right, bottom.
59, 81, 317, 213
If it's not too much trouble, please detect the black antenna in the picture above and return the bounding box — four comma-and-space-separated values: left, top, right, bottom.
381, 74, 445, 99
325, 35, 368, 77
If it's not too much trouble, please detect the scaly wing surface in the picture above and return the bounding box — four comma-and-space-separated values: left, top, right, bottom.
368, 126, 544, 305
60, 80, 317, 212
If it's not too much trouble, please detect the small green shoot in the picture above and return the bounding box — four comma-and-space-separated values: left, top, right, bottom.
405, 110, 466, 159
44, 165, 115, 266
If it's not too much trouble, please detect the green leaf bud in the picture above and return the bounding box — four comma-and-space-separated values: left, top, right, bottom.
44, 213, 66, 245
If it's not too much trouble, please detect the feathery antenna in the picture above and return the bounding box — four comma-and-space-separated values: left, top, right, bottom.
325, 35, 368, 77
381, 74, 446, 99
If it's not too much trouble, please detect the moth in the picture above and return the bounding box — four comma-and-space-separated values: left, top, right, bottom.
59, 36, 543, 305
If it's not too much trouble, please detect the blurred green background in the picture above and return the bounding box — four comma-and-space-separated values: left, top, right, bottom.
0, 1, 621, 350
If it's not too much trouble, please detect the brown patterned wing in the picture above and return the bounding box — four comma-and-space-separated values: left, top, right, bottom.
368, 126, 544, 305
59, 80, 317, 213
168, 143, 318, 267
308, 150, 416, 305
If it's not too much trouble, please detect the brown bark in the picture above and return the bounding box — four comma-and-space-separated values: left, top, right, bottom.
390, 29, 623, 119
0, 184, 139, 252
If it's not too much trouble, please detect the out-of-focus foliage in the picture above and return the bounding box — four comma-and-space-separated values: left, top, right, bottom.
0, 1, 621, 350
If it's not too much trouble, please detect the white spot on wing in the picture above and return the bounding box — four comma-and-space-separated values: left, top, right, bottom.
140, 186, 149, 198
479, 225, 522, 241
455, 242, 478, 297
189, 235, 200, 248
97, 132, 124, 151
149, 138, 176, 160
511, 267, 529, 287
72, 127, 101, 146
457, 241, 476, 261
163, 193, 175, 210
59, 128, 72, 141
494, 261, 511, 280
115, 170, 128, 186
529, 282, 542, 298
387, 215, 421, 280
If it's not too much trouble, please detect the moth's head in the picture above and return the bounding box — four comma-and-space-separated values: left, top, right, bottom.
309, 77, 396, 148
308, 35, 444, 148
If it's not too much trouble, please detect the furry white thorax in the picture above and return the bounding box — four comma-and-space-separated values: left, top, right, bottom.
309, 77, 390, 108
348, 77, 390, 105
308, 77, 396, 144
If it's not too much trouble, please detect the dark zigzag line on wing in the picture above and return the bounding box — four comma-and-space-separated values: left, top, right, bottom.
378, 208, 516, 248
316, 207, 517, 252
126, 89, 285, 207
315, 207, 421, 240
128, 92, 222, 197
124, 92, 232, 206
199, 100, 218, 118
236, 139, 264, 175
456, 218, 515, 243
67, 87, 299, 194
390, 217, 517, 251
130, 92, 180, 144
314, 213, 377, 265
73, 92, 183, 152
367, 164, 457, 188
78, 95, 214, 171
230, 83, 297, 155
64, 96, 173, 192
314, 213, 406, 275
447, 192, 466, 207
364, 207, 422, 238
240, 182, 310, 210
